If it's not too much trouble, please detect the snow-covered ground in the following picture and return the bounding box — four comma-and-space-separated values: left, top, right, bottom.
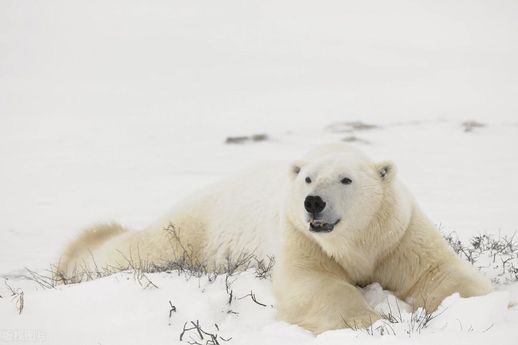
1, 1, 518, 344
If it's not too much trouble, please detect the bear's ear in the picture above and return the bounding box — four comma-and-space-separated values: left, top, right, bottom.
375, 161, 396, 183
290, 160, 304, 177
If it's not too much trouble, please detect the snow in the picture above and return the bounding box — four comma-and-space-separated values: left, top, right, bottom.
1, 0, 518, 344
428, 292, 509, 331
1, 272, 517, 345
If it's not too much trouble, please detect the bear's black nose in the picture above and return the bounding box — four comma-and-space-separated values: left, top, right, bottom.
304, 195, 326, 215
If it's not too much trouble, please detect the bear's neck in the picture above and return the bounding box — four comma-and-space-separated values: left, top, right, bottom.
333, 180, 414, 285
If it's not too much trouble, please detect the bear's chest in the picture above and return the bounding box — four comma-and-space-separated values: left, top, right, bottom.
337, 249, 377, 285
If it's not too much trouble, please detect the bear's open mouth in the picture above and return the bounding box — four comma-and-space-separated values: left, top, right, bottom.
309, 219, 340, 233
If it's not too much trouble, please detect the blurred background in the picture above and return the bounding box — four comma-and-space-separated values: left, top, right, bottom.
1, 0, 517, 274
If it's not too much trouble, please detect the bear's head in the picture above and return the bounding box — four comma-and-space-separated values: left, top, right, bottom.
286, 143, 398, 254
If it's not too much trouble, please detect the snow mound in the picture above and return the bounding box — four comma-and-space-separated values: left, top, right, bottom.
428, 292, 509, 332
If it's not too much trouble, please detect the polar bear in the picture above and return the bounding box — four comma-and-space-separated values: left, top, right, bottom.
56, 143, 492, 334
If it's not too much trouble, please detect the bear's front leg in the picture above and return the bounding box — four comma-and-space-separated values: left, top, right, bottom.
404, 258, 493, 313
273, 225, 380, 334
274, 265, 380, 334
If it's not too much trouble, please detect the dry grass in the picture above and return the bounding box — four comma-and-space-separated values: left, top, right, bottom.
23, 223, 275, 289
444, 232, 518, 284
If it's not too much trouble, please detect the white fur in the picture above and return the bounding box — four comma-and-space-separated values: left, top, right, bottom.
56, 143, 492, 334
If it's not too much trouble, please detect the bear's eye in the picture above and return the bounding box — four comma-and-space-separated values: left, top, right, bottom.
341, 177, 352, 185
305, 177, 312, 184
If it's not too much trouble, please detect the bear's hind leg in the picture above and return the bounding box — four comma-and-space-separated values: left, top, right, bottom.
55, 223, 127, 283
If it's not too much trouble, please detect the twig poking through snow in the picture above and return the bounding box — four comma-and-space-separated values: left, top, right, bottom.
4, 279, 24, 314
179, 320, 231, 345
168, 300, 177, 326
237, 290, 267, 307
